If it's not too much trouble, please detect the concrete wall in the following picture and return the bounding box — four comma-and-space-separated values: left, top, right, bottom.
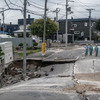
0, 38, 33, 47
0, 42, 13, 64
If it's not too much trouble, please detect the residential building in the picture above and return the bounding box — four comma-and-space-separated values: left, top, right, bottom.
18, 14, 34, 30
58, 18, 97, 42
4, 22, 18, 35
13, 14, 34, 37
1, 22, 19, 36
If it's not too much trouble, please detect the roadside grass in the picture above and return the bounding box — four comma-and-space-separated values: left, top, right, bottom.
18, 49, 42, 57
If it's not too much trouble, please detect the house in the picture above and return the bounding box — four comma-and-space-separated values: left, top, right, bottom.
18, 14, 34, 30
4, 22, 19, 36
58, 18, 97, 42
13, 14, 34, 37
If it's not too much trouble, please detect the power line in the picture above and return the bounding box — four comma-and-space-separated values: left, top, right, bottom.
27, 2, 44, 10
28, 0, 44, 8
48, 1, 65, 6
75, 0, 90, 8
4, 0, 10, 8
5, 0, 19, 17
3, 0, 43, 17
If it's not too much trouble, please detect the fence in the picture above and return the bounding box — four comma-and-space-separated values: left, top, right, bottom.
74, 40, 94, 45
0, 38, 33, 47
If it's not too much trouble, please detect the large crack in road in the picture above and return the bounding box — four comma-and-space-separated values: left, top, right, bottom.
1, 47, 100, 100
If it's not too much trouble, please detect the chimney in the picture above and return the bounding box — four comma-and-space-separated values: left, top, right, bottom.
10, 22, 12, 25
28, 14, 30, 19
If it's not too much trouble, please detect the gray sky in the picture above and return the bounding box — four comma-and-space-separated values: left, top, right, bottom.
0, 0, 100, 24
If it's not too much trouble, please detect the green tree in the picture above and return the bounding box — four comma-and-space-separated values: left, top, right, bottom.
29, 18, 58, 38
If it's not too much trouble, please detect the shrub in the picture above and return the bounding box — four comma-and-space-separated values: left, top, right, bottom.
19, 43, 23, 48
33, 42, 38, 46
16, 47, 20, 50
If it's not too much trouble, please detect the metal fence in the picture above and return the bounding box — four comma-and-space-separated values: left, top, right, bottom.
0, 38, 33, 47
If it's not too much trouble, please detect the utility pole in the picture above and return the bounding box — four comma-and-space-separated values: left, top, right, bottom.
65, 0, 68, 48
55, 8, 60, 42
2, 8, 5, 34
43, 0, 47, 43
42, 0, 47, 55
86, 9, 94, 41
0, 19, 1, 34
23, 0, 27, 78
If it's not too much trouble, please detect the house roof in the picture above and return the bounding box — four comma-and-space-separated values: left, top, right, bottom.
58, 18, 97, 22
14, 29, 30, 33
0, 34, 14, 38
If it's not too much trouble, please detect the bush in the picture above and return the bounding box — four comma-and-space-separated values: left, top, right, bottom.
16, 47, 20, 50
33, 42, 38, 46
26, 46, 33, 50
19, 43, 23, 48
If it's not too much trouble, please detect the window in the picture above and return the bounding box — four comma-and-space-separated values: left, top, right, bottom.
74, 31, 80, 34
81, 32, 84, 36
73, 24, 77, 27
84, 22, 88, 26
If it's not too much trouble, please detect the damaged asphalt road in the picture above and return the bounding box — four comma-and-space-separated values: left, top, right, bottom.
0, 47, 100, 100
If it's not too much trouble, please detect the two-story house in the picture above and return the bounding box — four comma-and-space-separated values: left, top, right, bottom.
58, 18, 97, 43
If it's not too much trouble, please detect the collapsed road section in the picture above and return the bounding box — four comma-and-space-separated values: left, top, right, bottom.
0, 57, 77, 88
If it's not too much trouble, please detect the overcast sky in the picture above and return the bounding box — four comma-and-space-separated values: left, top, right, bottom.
0, 0, 100, 24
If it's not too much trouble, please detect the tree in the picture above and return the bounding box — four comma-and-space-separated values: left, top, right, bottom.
29, 18, 58, 38
95, 19, 100, 31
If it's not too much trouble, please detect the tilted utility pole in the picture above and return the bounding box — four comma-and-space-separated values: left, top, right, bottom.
23, 0, 27, 78
86, 9, 94, 41
2, 8, 5, 34
65, 0, 68, 48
